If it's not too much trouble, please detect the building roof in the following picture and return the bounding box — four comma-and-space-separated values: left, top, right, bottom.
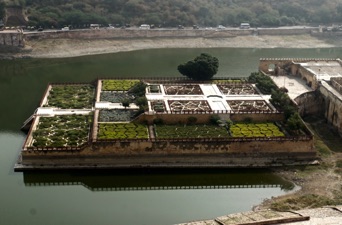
295, 60, 342, 81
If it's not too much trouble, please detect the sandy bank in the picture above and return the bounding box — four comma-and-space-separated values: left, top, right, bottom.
5, 34, 338, 59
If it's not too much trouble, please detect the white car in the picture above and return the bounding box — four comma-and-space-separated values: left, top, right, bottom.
217, 25, 226, 29
61, 27, 69, 31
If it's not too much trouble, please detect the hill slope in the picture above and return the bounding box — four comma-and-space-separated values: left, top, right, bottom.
3, 0, 342, 27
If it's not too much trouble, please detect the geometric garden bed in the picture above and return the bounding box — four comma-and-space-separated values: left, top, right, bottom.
230, 123, 285, 138
227, 100, 272, 112
97, 123, 148, 139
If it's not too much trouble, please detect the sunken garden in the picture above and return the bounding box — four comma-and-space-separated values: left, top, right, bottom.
16, 76, 316, 170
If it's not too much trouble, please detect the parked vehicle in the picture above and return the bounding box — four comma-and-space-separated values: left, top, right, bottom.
139, 24, 150, 29
90, 24, 100, 29
217, 25, 226, 29
61, 27, 69, 31
240, 23, 250, 29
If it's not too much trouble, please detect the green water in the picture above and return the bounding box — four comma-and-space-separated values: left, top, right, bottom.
0, 47, 341, 225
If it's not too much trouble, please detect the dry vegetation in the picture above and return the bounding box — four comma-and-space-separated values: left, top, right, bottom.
257, 116, 342, 211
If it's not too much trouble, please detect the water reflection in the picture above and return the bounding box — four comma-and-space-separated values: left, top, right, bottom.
23, 169, 295, 192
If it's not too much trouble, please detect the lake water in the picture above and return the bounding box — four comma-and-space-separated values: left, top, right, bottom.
1, 47, 341, 225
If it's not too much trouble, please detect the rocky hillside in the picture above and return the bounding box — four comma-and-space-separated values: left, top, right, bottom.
3, 0, 342, 28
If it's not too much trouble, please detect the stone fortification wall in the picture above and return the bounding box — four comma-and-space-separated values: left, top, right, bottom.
319, 81, 342, 136
0, 31, 24, 47
20, 136, 315, 169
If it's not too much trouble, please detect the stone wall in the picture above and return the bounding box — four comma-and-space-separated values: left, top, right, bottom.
0, 31, 24, 47
20, 136, 315, 169
331, 77, 342, 95
319, 81, 342, 136
294, 91, 325, 117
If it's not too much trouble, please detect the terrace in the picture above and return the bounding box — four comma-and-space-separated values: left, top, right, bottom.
23, 78, 306, 151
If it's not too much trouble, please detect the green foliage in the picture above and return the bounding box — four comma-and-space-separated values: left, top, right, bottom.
287, 113, 304, 131
230, 123, 285, 138
0, 2, 6, 20
98, 109, 137, 122
178, 53, 219, 81
102, 80, 140, 91
209, 115, 220, 125
97, 123, 148, 139
135, 96, 148, 111
153, 118, 164, 125
32, 115, 91, 147
270, 89, 297, 120
187, 116, 197, 125
155, 124, 229, 138
128, 81, 147, 98
121, 98, 131, 108
44, 85, 94, 109
14, 0, 342, 27
248, 72, 277, 94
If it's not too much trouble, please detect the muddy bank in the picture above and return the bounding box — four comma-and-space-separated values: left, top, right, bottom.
1, 34, 338, 59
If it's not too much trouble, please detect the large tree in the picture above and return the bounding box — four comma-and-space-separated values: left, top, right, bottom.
0, 2, 5, 21
177, 53, 219, 80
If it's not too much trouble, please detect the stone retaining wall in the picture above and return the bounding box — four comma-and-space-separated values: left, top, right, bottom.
19, 136, 315, 169
23, 27, 317, 41
0, 31, 24, 47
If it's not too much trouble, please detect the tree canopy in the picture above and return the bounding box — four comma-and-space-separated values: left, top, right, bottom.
4, 0, 342, 28
177, 53, 219, 80
0, 2, 5, 20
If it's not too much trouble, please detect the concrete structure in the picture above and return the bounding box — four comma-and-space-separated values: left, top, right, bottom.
259, 58, 342, 136
15, 78, 316, 171
178, 206, 342, 225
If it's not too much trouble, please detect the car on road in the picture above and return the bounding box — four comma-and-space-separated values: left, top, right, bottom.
139, 24, 150, 29
240, 23, 250, 29
217, 25, 226, 29
61, 27, 69, 31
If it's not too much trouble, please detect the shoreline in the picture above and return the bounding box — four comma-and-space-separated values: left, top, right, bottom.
1, 34, 339, 59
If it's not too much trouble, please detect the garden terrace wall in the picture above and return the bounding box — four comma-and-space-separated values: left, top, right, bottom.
230, 112, 284, 122
19, 136, 315, 169
137, 111, 284, 124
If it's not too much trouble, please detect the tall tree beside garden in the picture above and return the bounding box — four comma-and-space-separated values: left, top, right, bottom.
177, 53, 219, 80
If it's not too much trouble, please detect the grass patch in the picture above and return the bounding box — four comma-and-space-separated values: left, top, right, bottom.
102, 80, 140, 91
270, 194, 335, 211
230, 123, 285, 138
44, 85, 95, 109
97, 123, 148, 139
305, 116, 342, 153
32, 115, 92, 147
155, 124, 229, 138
